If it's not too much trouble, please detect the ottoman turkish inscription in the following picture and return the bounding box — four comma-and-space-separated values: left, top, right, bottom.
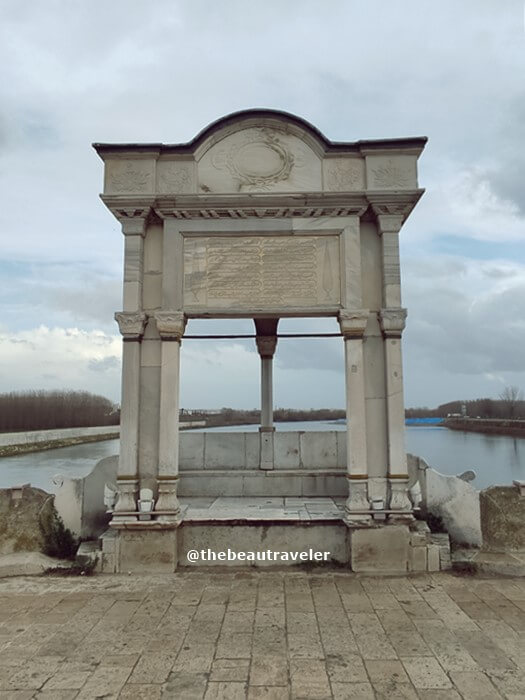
183, 234, 340, 309
94, 109, 427, 573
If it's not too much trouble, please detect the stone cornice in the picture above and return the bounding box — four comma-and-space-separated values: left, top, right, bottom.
379, 308, 407, 337
100, 191, 423, 222
99, 196, 155, 228
114, 311, 147, 339
338, 310, 369, 338
368, 190, 425, 220
154, 311, 186, 340
93, 109, 427, 158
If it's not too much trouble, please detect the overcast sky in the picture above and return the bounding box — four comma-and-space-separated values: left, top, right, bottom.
1, 0, 524, 410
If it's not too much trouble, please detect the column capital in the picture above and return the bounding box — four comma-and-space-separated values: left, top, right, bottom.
374, 213, 404, 234
338, 310, 369, 338
256, 335, 277, 358
379, 308, 407, 337
154, 311, 186, 340
115, 311, 147, 339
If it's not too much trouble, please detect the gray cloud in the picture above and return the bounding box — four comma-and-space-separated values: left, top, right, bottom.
1, 0, 524, 407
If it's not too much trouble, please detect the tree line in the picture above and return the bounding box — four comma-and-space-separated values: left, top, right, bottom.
189, 407, 346, 427
405, 386, 525, 420
0, 390, 119, 432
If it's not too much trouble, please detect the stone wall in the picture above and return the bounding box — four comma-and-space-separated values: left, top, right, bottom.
0, 426, 120, 447
53, 430, 348, 537
179, 431, 346, 497
480, 485, 525, 552
0, 485, 52, 554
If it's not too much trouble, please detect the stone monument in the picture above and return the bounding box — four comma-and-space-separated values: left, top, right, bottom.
94, 109, 427, 572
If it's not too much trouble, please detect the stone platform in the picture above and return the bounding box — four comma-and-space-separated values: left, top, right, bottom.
99, 498, 451, 575
0, 570, 524, 698
182, 497, 346, 522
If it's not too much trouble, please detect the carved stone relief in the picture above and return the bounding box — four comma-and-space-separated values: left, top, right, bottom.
105, 160, 154, 194
156, 161, 194, 194
324, 158, 365, 191
183, 234, 340, 310
197, 127, 322, 193
212, 128, 294, 189
366, 156, 417, 190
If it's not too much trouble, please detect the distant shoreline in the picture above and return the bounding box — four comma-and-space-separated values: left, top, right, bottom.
444, 417, 525, 438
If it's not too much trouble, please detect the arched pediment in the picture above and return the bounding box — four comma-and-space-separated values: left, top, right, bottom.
193, 110, 325, 194
94, 109, 426, 198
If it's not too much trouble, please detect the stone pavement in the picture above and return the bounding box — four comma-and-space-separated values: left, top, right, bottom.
0, 571, 524, 699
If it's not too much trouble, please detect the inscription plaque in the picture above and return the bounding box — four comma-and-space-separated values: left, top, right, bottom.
183, 234, 341, 311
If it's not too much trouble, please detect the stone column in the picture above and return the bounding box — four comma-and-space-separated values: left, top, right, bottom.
154, 311, 186, 521
376, 213, 403, 308
113, 312, 147, 522
254, 319, 279, 470
379, 309, 413, 518
338, 310, 371, 523
111, 214, 148, 523
376, 213, 413, 519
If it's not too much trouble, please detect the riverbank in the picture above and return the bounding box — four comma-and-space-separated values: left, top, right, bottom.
0, 426, 120, 458
444, 417, 525, 437
0, 421, 206, 458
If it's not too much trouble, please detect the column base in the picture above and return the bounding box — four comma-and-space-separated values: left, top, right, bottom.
155, 477, 181, 520
388, 478, 414, 523
344, 478, 372, 525
111, 478, 139, 523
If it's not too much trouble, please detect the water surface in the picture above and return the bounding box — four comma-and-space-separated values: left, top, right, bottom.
1, 421, 523, 492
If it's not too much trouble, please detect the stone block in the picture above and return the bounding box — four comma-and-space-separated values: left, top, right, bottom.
179, 474, 242, 497
274, 432, 300, 469
116, 529, 178, 573
326, 475, 347, 497
300, 432, 338, 469
180, 433, 205, 470
410, 532, 428, 547
480, 486, 525, 552
408, 546, 427, 572
427, 544, 440, 571
335, 431, 347, 468
302, 474, 343, 497
350, 525, 409, 573
54, 455, 118, 539
179, 522, 348, 567
245, 433, 259, 469
0, 485, 50, 555
204, 433, 246, 469
242, 475, 303, 497
142, 273, 162, 310
417, 458, 481, 547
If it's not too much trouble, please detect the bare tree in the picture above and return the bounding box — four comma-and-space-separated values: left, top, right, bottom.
499, 385, 523, 419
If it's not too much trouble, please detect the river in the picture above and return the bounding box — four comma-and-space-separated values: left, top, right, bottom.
1, 421, 524, 492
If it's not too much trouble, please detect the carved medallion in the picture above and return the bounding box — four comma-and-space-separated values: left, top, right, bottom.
211, 129, 295, 190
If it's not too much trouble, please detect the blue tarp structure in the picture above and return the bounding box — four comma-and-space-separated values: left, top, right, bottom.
405, 417, 444, 425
